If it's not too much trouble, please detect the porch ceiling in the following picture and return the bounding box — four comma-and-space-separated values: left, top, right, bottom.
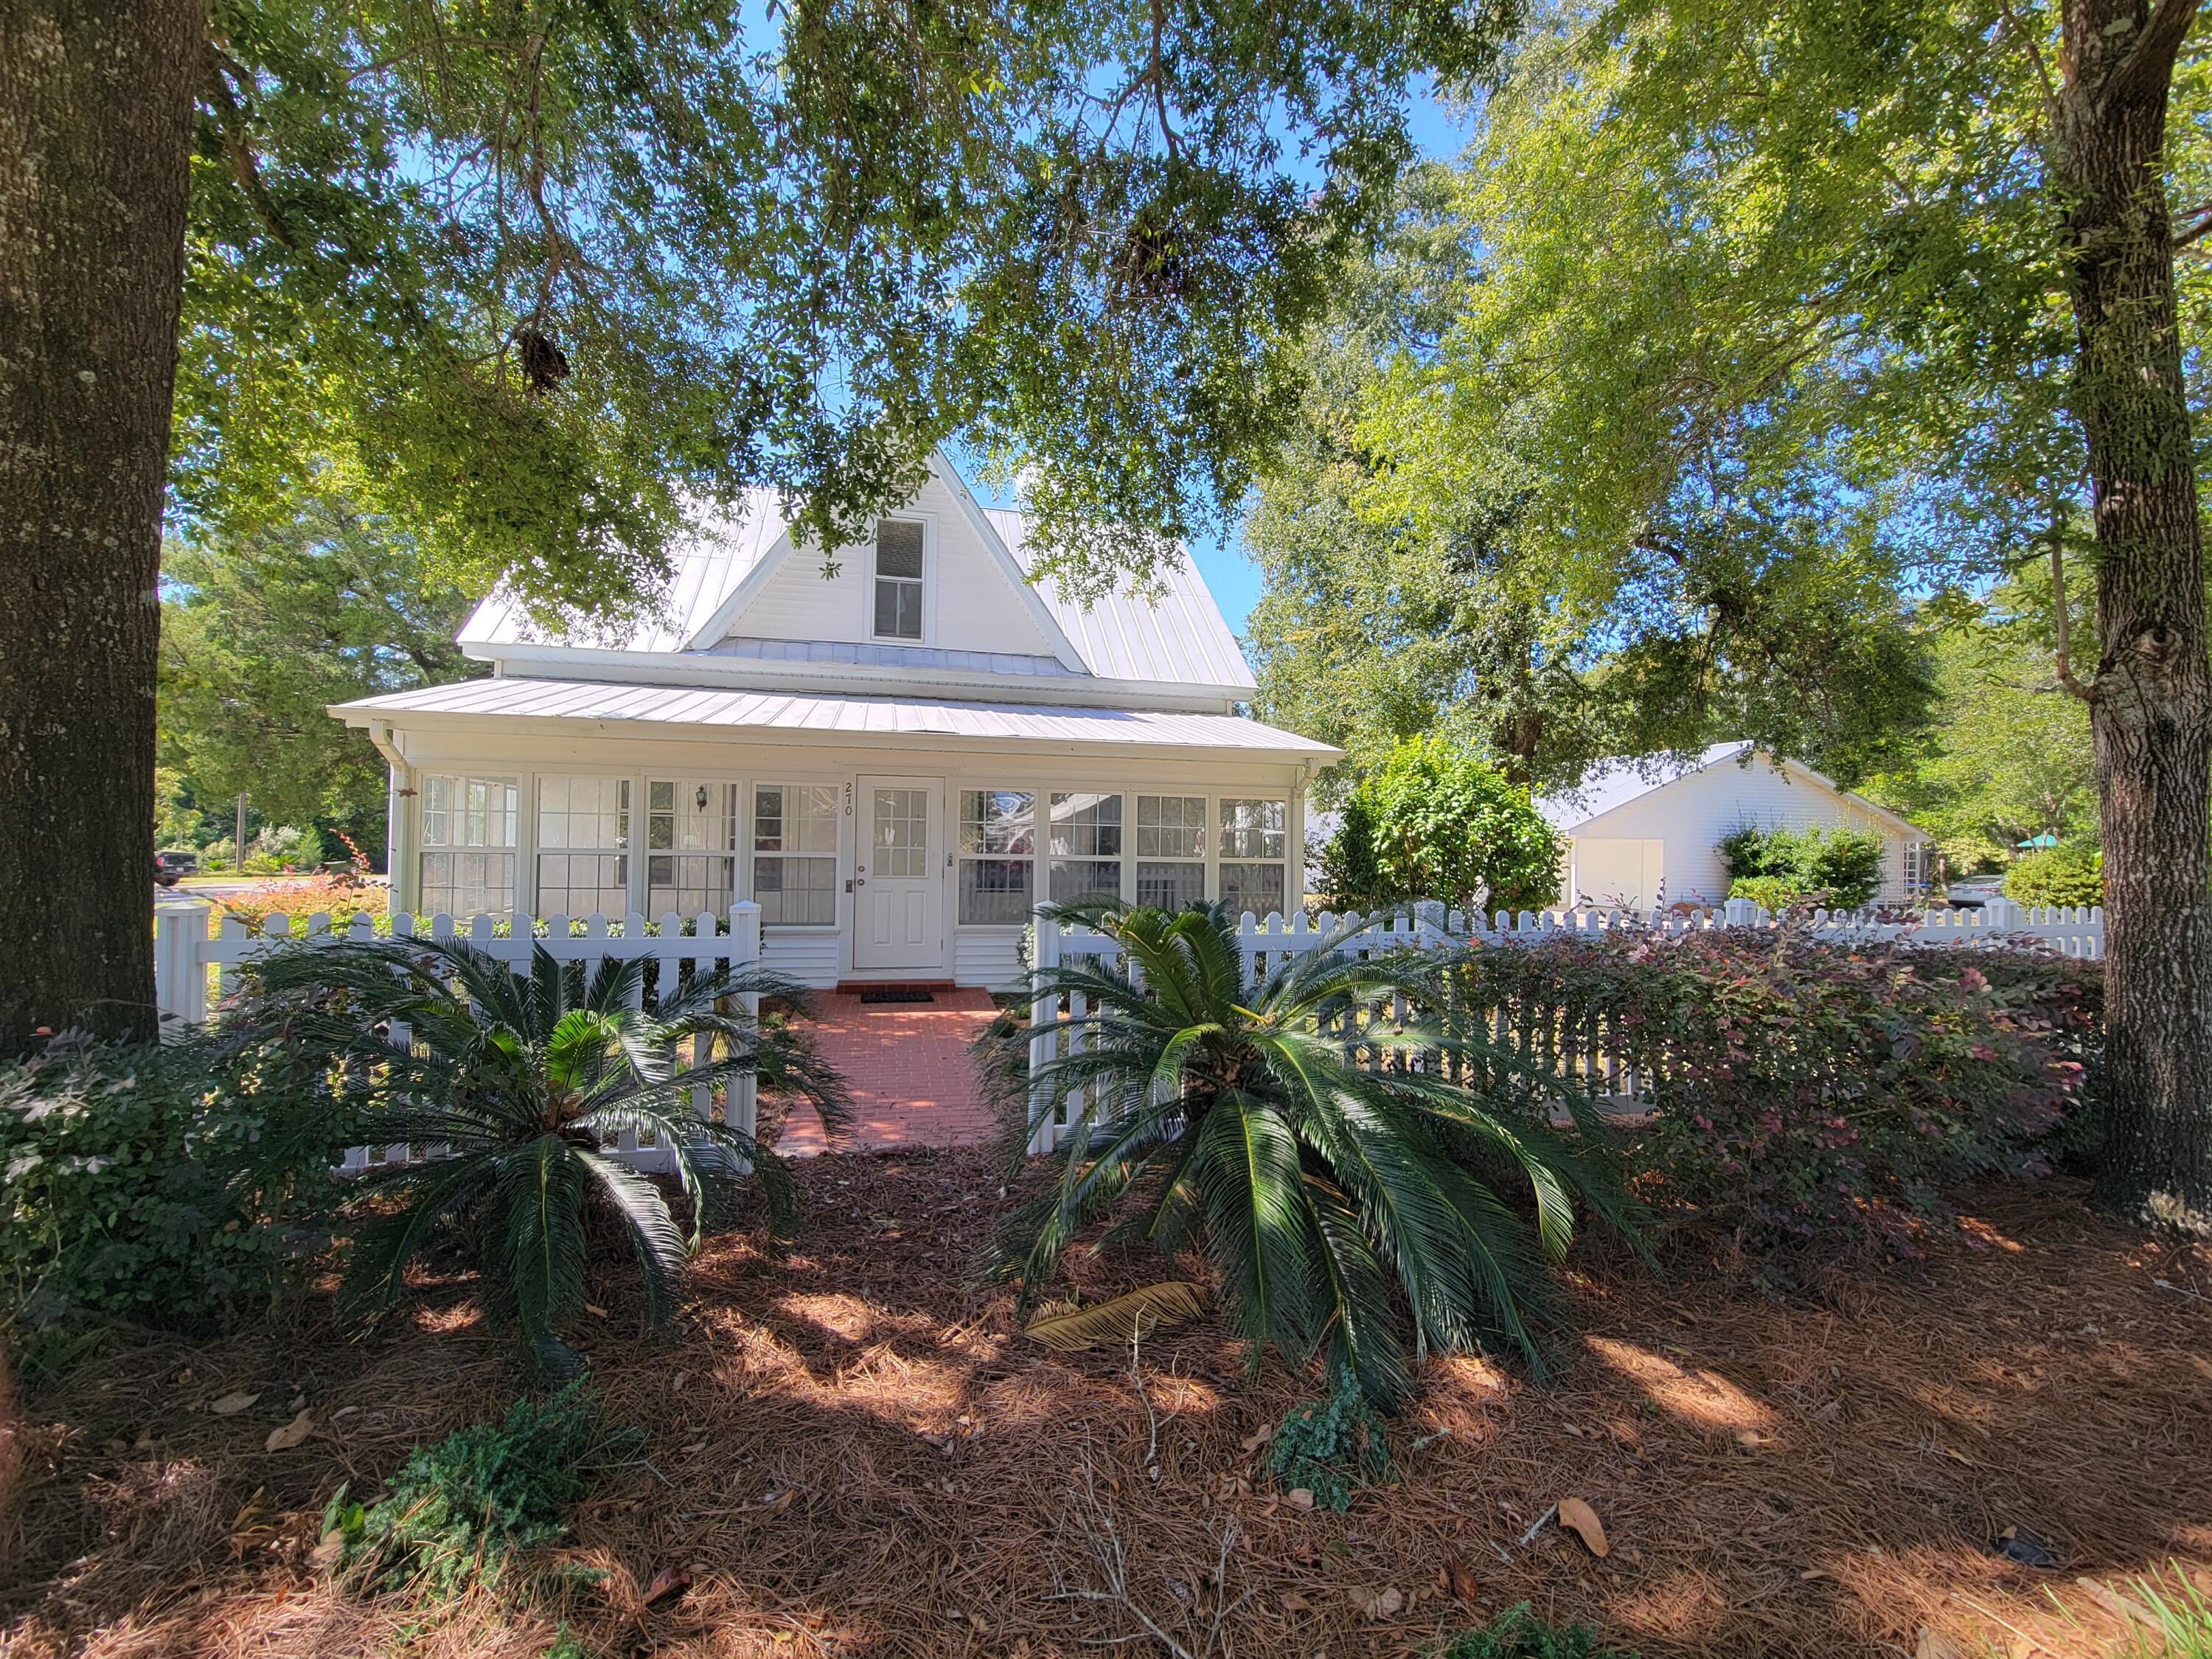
331, 675, 1340, 761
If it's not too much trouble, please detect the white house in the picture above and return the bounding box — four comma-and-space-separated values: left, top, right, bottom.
331, 451, 1340, 990
1536, 742, 1933, 911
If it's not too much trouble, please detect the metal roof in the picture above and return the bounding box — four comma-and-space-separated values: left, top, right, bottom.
1536, 742, 1924, 836
334, 676, 1338, 759
453, 464, 1257, 694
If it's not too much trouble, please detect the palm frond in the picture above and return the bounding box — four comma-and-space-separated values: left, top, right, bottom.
1023, 1281, 1208, 1351
572, 1147, 688, 1328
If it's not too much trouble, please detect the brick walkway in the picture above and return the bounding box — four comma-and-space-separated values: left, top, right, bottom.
776, 988, 1004, 1155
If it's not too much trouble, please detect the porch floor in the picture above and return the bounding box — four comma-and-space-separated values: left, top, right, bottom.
775, 987, 1004, 1155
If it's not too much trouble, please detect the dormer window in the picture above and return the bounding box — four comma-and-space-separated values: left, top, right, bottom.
872, 520, 925, 640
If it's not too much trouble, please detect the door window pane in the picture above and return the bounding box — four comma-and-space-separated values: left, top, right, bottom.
752, 784, 839, 925
1219, 862, 1287, 917
1050, 791, 1123, 902
871, 787, 928, 877
959, 790, 1034, 922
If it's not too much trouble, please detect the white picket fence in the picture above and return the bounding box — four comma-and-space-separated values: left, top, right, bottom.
153, 897, 764, 1173
1023, 897, 2104, 1152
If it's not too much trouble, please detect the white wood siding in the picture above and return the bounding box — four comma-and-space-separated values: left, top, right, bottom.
729, 473, 1065, 659
1571, 758, 1915, 906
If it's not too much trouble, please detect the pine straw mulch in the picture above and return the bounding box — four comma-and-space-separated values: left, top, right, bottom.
4, 1152, 2210, 1659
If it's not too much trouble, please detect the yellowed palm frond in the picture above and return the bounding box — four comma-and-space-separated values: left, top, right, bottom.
1022, 1281, 1209, 1351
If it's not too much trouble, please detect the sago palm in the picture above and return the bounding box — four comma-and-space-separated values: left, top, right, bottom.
238, 935, 848, 1371
994, 902, 1641, 1405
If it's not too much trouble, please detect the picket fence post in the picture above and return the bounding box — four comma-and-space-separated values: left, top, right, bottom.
1028, 904, 1062, 1154
730, 901, 762, 1147
153, 897, 213, 1037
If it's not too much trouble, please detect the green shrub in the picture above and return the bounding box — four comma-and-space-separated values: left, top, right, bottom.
322, 1384, 639, 1597
1725, 874, 1805, 912
1441, 1603, 1642, 1658
1318, 735, 1564, 914
1263, 1366, 1394, 1512
0, 1037, 340, 1334
1445, 934, 2099, 1248
2005, 844, 2104, 908
1719, 824, 1886, 910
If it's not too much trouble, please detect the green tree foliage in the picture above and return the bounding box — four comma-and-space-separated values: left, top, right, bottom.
1244, 173, 1939, 793
237, 937, 848, 1371
1861, 575, 2098, 873
1318, 736, 1564, 914
177, 0, 1520, 614
992, 902, 1642, 1405
2006, 845, 2105, 909
1330, 0, 2212, 1222
159, 493, 483, 841
1718, 824, 1887, 912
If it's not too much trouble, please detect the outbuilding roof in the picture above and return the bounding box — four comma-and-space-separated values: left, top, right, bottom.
1535, 741, 1924, 837
333, 676, 1339, 759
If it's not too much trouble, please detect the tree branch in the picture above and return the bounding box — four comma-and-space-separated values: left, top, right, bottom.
201, 41, 299, 251
2049, 535, 2096, 702
2104, 0, 2203, 109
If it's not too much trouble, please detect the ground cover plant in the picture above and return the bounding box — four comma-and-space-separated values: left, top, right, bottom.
1445, 932, 2100, 1249
321, 1383, 639, 1599
0, 1034, 339, 1341
1262, 1365, 1395, 1512
995, 902, 1644, 1405
233, 936, 849, 1371
1441, 1603, 1644, 1659
3, 1148, 2206, 1659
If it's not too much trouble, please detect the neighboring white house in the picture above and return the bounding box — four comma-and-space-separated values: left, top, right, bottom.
330, 451, 1340, 990
1535, 742, 1933, 910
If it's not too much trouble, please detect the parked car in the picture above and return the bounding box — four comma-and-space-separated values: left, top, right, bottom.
154, 849, 198, 888
1941, 875, 2005, 910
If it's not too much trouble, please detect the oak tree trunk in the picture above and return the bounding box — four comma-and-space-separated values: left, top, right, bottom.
2056, 0, 2212, 1228
0, 0, 201, 1051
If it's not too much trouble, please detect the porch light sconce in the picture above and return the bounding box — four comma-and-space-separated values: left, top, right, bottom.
695, 785, 709, 811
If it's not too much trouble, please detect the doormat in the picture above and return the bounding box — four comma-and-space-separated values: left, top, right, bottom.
858, 990, 936, 1005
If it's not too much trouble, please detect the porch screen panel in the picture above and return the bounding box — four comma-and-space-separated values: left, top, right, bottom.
1218, 798, 1289, 917
647, 779, 740, 915
1134, 794, 1206, 909
419, 774, 517, 917
753, 785, 838, 925
535, 776, 631, 918
1049, 791, 1122, 903
959, 789, 1034, 923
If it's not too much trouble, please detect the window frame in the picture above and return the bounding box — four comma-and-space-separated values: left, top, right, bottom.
750, 782, 841, 929
869, 516, 930, 644
957, 787, 1036, 925
417, 773, 519, 919
1217, 796, 1290, 918
1048, 790, 1125, 905
532, 774, 634, 921
1133, 793, 1207, 912
644, 778, 742, 918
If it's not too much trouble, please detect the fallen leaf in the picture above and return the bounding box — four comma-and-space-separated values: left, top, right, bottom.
265, 1411, 314, 1452
1284, 1487, 1315, 1511
1558, 1497, 1610, 1557
1352, 1585, 1405, 1618
1240, 1423, 1275, 1453
1440, 1557, 1481, 1602
1916, 1625, 1969, 1659
643, 1565, 692, 1606
1279, 1591, 1311, 1613
210, 1390, 260, 1416
585, 1303, 609, 1318
310, 1529, 347, 1571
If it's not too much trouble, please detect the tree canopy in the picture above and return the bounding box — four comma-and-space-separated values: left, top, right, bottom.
181, 0, 1518, 622
158, 490, 484, 841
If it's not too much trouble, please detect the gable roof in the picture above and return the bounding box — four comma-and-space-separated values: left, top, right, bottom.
1537, 741, 1924, 837
454, 452, 1256, 697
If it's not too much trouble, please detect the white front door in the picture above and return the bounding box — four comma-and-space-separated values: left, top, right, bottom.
853, 776, 945, 972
